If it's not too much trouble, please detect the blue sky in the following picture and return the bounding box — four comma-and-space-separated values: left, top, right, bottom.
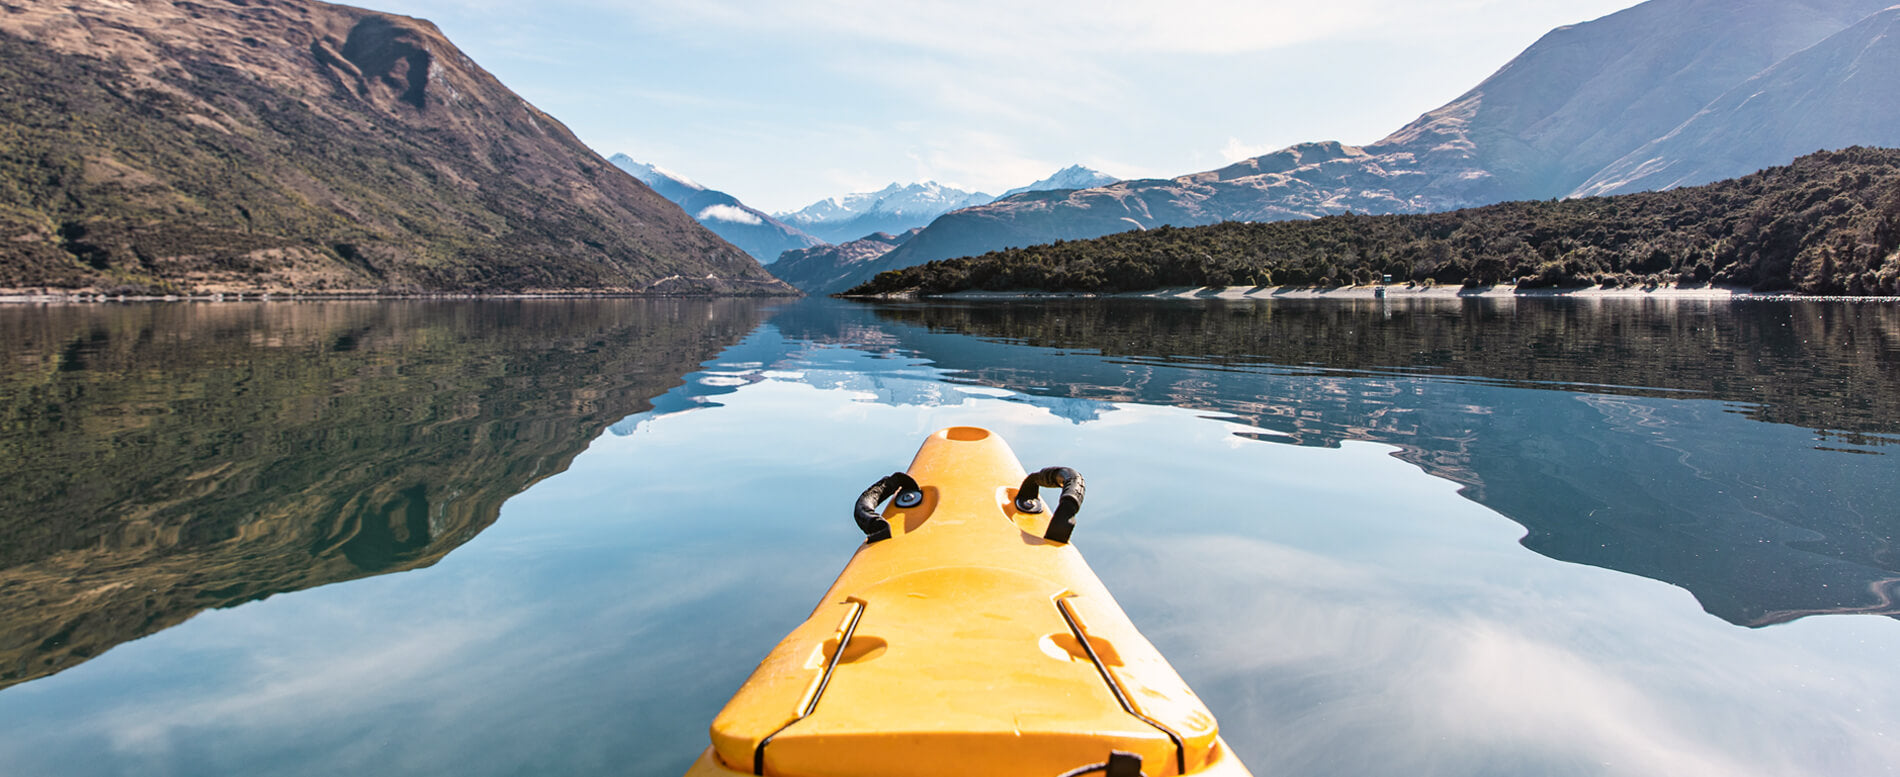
371, 0, 1642, 213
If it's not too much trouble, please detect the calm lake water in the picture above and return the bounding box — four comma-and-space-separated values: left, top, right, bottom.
2, 296, 1897, 777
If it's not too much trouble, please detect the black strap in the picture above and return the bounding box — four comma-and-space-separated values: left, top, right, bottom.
853, 472, 920, 543
1016, 467, 1086, 543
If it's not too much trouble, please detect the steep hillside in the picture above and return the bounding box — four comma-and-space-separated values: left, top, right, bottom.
1367, 0, 1892, 205
0, 0, 792, 295
844, 0, 1897, 290
1579, 6, 1900, 195
848, 148, 1900, 297
609, 154, 822, 264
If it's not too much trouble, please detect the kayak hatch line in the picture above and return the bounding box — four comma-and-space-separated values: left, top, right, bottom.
752, 597, 867, 775
1056, 594, 1187, 775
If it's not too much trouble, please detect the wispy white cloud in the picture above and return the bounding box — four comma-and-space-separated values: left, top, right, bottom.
635, 0, 1392, 57
373, 0, 1644, 212
1107, 532, 1900, 777
695, 204, 762, 224
624, 0, 1644, 59
96, 603, 524, 756
903, 129, 1062, 195
1221, 137, 1275, 163
1075, 155, 1162, 182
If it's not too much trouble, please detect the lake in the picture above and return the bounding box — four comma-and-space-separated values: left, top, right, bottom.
1, 296, 1897, 777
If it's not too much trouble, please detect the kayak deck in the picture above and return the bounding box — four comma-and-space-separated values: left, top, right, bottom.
686, 426, 1251, 777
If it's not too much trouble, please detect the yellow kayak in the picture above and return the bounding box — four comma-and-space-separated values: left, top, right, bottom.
685, 426, 1252, 777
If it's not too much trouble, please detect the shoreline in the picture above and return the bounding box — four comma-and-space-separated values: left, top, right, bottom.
11, 284, 1900, 304
929, 283, 1900, 303
0, 290, 802, 304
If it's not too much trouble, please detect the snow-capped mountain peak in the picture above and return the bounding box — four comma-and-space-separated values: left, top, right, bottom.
765, 166, 1123, 259
1000, 165, 1121, 198
778, 181, 993, 225
792, 196, 861, 223
772, 181, 993, 244
607, 153, 822, 264
607, 153, 703, 192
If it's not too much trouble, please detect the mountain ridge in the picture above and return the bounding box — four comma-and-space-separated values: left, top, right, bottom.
777, 181, 994, 244
0, 0, 792, 296
847, 148, 1900, 298
1577, 4, 1900, 195
999, 165, 1121, 199
771, 165, 1119, 249
799, 0, 1900, 294
770, 228, 924, 293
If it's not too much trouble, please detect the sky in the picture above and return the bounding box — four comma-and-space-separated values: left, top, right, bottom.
369, 0, 1644, 214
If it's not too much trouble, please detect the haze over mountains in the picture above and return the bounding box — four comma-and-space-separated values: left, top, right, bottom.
0, 0, 791, 295
782, 0, 1900, 294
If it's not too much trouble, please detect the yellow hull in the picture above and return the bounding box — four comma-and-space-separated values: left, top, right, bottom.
686, 427, 1253, 777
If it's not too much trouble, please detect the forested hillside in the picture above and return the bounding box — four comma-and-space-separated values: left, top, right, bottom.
848, 149, 1900, 297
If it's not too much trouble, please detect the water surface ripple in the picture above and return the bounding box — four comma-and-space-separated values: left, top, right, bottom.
0, 296, 1895, 777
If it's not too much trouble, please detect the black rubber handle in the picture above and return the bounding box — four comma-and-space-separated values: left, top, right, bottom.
1016, 467, 1086, 543
1055, 751, 1145, 777
853, 472, 920, 543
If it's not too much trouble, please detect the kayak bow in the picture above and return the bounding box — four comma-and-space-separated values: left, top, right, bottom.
685, 426, 1251, 777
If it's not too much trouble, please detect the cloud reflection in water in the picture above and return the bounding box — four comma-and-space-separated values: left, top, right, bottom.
4, 299, 1899, 777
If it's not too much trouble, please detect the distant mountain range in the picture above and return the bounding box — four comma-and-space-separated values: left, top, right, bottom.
770, 228, 924, 293
772, 166, 1121, 247
0, 0, 792, 296
597, 160, 1117, 269
608, 155, 822, 264
786, 0, 1900, 294
775, 182, 996, 245
849, 148, 1900, 297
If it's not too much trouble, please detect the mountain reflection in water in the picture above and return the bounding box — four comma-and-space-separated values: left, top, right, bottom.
0, 299, 767, 690
3, 296, 1898, 777
2, 294, 1895, 697
771, 297, 1900, 627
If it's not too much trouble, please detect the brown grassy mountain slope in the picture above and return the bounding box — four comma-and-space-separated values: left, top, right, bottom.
0, 0, 792, 295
